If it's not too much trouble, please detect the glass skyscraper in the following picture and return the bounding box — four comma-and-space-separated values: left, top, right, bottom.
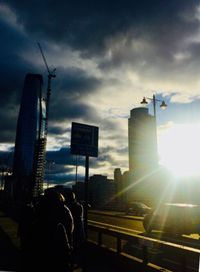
13, 73, 45, 200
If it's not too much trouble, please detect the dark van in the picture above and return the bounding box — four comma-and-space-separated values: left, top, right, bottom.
126, 202, 151, 216
143, 203, 200, 235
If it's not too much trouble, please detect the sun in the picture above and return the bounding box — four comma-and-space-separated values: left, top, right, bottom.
158, 123, 200, 177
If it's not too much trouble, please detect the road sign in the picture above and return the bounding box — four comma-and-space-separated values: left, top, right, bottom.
70, 122, 99, 157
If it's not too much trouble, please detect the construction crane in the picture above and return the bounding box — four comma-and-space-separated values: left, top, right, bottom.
32, 43, 56, 197
37, 42, 56, 136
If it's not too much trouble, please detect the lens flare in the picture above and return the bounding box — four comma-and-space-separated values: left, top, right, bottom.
158, 124, 200, 177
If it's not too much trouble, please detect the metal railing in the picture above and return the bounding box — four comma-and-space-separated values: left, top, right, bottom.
88, 220, 200, 272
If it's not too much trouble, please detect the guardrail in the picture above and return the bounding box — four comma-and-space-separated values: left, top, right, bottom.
88, 220, 200, 272
89, 209, 143, 221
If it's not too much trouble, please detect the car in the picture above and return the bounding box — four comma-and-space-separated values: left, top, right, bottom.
126, 202, 151, 216
143, 203, 200, 235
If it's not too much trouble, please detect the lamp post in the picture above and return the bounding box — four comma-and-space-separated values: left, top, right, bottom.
140, 94, 167, 120
140, 94, 167, 167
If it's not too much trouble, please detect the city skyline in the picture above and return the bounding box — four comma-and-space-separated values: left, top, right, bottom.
1, 1, 200, 183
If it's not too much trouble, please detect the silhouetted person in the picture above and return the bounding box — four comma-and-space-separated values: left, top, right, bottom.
20, 190, 74, 272
64, 191, 85, 268
43, 189, 74, 246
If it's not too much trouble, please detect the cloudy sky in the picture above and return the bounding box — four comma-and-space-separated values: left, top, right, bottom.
1, 0, 200, 184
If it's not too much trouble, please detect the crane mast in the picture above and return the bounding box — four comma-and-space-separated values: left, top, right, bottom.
32, 43, 56, 197
37, 42, 56, 136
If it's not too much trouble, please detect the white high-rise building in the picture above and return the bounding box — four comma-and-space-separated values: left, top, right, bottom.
128, 107, 158, 173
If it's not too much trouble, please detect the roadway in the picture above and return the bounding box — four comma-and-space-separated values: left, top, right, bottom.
89, 210, 144, 232
88, 209, 200, 271
88, 209, 200, 247
0, 207, 199, 271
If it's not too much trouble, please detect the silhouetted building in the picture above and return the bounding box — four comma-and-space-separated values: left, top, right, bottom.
114, 168, 124, 206
128, 107, 158, 173
89, 175, 115, 208
122, 170, 129, 203
114, 168, 122, 184
12, 73, 46, 201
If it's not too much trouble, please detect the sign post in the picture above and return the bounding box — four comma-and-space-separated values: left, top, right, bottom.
70, 122, 99, 237
84, 155, 89, 236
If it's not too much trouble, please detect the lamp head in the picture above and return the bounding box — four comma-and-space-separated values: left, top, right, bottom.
160, 100, 167, 109
141, 97, 148, 105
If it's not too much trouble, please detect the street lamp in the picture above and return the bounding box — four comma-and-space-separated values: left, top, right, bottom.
140, 94, 167, 167
141, 94, 167, 119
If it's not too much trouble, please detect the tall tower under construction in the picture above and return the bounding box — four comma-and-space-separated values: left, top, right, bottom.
128, 107, 158, 174
13, 73, 46, 200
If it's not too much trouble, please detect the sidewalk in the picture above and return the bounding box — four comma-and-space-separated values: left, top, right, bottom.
0, 210, 165, 272
0, 210, 116, 272
0, 211, 20, 271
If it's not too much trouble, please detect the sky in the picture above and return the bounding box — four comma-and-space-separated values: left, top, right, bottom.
1, 0, 200, 185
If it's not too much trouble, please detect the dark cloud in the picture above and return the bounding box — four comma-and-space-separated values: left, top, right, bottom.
2, 0, 199, 57
0, 145, 127, 183
43, 57, 100, 127
1, 0, 199, 144
1, 0, 200, 182
0, 18, 40, 142
54, 67, 100, 94
48, 126, 69, 136
45, 146, 127, 178
1, 0, 199, 88
46, 148, 74, 165
45, 148, 86, 183
47, 171, 76, 185
4, 0, 199, 59
50, 101, 98, 123
0, 17, 101, 142
47, 174, 75, 184
0, 17, 39, 101
0, 148, 83, 184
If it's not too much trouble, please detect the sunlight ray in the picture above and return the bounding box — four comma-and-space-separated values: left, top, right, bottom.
158, 123, 200, 177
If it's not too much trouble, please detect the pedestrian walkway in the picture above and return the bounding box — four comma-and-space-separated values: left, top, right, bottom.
0, 211, 19, 271
0, 208, 156, 272
0, 210, 117, 272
